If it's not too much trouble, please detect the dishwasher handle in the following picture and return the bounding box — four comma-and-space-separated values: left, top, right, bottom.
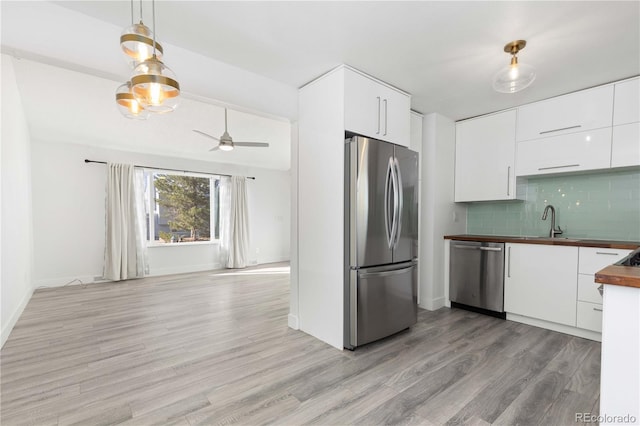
453, 245, 502, 252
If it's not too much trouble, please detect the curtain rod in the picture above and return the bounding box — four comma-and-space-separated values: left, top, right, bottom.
84, 159, 255, 180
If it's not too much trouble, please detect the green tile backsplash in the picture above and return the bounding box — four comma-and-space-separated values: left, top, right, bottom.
466, 170, 640, 241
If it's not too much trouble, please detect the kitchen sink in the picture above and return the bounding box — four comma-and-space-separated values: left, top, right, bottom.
509, 236, 581, 243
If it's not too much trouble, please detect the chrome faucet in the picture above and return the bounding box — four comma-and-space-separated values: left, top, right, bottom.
541, 205, 563, 238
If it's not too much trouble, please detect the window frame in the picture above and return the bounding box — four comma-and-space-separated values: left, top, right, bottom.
143, 169, 221, 247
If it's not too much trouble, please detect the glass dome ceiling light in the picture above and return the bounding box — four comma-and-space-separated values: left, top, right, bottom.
493, 40, 536, 94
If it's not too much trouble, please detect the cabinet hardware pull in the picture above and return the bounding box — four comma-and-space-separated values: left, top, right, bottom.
376, 97, 381, 135
597, 285, 604, 296
507, 246, 511, 278
507, 166, 511, 196
539, 125, 582, 135
538, 164, 580, 171
596, 252, 619, 255
383, 98, 388, 136
593, 307, 603, 312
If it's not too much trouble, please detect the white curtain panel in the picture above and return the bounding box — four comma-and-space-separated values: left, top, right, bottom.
219, 176, 250, 268
103, 163, 148, 281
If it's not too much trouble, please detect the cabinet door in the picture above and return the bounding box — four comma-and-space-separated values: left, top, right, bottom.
516, 85, 614, 142
409, 111, 423, 153
382, 85, 411, 147
344, 68, 410, 146
515, 127, 612, 176
344, 68, 382, 139
504, 243, 578, 326
454, 110, 517, 202
613, 78, 640, 126
612, 122, 640, 168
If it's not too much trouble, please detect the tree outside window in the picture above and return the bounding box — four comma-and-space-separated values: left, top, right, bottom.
145, 172, 219, 243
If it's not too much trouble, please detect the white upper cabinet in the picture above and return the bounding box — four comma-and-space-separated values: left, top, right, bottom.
344, 67, 410, 146
409, 111, 423, 154
516, 85, 614, 142
516, 127, 612, 176
613, 77, 640, 125
455, 109, 517, 201
612, 78, 640, 168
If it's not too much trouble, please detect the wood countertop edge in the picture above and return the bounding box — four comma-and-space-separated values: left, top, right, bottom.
595, 265, 640, 289
444, 235, 640, 250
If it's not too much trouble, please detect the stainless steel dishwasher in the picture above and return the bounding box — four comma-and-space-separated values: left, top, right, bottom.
450, 240, 505, 318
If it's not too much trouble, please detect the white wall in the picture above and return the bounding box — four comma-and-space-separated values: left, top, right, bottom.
1, 55, 35, 346
419, 113, 466, 310
30, 141, 290, 288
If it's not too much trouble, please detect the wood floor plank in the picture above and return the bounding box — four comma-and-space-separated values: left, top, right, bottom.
0, 263, 601, 426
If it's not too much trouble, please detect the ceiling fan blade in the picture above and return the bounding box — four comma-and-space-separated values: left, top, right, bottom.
208, 145, 220, 151
193, 129, 220, 142
233, 142, 270, 148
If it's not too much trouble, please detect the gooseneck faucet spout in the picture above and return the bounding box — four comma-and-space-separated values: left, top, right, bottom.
541, 205, 563, 238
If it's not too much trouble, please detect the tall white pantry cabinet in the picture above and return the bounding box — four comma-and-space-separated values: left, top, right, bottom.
297, 65, 411, 349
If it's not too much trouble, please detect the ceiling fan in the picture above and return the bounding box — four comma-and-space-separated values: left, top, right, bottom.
193, 108, 270, 151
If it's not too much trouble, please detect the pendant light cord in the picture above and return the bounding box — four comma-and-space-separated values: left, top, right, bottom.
152, 0, 157, 57
130, 0, 134, 25
139, 0, 143, 24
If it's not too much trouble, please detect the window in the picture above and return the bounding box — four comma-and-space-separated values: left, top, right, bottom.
143, 171, 220, 244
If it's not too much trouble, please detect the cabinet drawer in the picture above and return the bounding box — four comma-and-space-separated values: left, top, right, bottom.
576, 301, 603, 332
515, 127, 612, 176
612, 122, 640, 168
613, 78, 640, 126
516, 85, 614, 142
579, 247, 631, 274
578, 274, 604, 304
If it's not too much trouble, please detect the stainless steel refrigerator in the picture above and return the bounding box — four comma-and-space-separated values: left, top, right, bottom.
344, 135, 419, 349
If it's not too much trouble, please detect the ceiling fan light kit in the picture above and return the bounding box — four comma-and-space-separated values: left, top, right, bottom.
493, 39, 536, 94
116, 0, 179, 119
193, 108, 270, 152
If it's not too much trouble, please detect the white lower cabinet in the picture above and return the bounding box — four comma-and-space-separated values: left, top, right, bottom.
504, 243, 579, 326
577, 301, 603, 332
576, 247, 631, 332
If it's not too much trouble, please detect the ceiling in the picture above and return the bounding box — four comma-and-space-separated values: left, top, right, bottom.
2, 1, 639, 170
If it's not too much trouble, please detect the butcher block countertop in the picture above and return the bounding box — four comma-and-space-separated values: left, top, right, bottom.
444, 234, 640, 250
595, 265, 640, 289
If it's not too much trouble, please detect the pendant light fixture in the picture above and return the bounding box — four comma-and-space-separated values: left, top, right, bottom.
130, 0, 180, 113
115, 81, 150, 120
120, 0, 163, 68
493, 40, 536, 94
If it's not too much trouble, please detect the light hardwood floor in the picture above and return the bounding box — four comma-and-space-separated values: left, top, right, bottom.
1, 263, 600, 425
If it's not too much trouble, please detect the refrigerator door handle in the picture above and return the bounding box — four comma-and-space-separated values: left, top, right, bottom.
389, 156, 399, 250
359, 264, 414, 278
384, 157, 394, 249
392, 157, 403, 249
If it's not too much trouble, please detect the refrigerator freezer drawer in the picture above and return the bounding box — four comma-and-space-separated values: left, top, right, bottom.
347, 262, 417, 348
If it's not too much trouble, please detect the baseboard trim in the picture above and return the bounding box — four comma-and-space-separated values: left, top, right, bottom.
1, 287, 34, 348
287, 313, 299, 330
507, 313, 601, 342
34, 275, 97, 289
419, 296, 446, 311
